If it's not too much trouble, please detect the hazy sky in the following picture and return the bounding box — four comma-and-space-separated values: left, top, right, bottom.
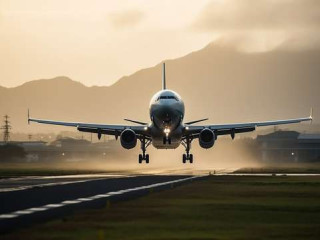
0, 0, 319, 87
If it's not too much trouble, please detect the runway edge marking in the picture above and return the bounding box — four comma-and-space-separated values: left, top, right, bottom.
0, 175, 205, 219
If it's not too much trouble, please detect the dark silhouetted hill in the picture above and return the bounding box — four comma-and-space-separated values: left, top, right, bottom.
0, 43, 319, 133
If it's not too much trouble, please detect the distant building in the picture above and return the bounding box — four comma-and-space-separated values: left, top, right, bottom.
0, 137, 116, 162
0, 141, 47, 162
257, 131, 320, 162
0, 141, 46, 148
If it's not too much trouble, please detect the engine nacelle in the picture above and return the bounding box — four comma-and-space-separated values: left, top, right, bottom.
120, 129, 137, 149
199, 128, 215, 149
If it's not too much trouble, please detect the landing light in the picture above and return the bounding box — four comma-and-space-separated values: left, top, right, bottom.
185, 126, 189, 130
164, 128, 170, 136
144, 126, 148, 131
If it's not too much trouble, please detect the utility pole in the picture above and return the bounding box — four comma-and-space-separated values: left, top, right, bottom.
1, 115, 12, 143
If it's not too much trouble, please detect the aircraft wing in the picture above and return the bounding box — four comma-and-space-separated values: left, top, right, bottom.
28, 116, 149, 138
185, 111, 313, 138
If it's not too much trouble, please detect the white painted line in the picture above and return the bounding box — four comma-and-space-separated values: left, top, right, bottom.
62, 200, 81, 204
45, 204, 64, 208
0, 174, 134, 193
89, 194, 110, 199
28, 207, 47, 212
0, 176, 204, 220
77, 198, 92, 202
0, 214, 18, 219
107, 192, 122, 195
14, 210, 33, 215
0, 179, 113, 193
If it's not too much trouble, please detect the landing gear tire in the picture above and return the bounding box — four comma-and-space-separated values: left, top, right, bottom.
182, 154, 193, 163
189, 154, 193, 164
182, 136, 194, 164
139, 137, 151, 164
138, 154, 150, 164
183, 154, 187, 164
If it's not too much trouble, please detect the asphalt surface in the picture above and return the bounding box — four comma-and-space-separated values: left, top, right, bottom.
0, 174, 130, 192
0, 175, 203, 233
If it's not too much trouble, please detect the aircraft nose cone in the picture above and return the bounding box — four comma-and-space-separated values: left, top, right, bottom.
163, 113, 172, 124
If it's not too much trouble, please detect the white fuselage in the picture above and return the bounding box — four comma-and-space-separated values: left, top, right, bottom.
149, 90, 185, 149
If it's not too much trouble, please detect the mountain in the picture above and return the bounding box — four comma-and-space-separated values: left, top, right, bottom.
0, 43, 319, 133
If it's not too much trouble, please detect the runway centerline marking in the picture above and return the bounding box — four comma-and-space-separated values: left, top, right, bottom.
0, 176, 203, 220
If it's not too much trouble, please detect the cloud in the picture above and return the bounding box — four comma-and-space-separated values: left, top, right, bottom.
109, 9, 145, 29
192, 0, 320, 51
194, 0, 320, 31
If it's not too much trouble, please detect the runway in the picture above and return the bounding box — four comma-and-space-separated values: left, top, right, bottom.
2, 171, 319, 234
0, 173, 131, 192
0, 174, 204, 233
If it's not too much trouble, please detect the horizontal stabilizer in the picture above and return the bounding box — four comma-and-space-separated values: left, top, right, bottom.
124, 119, 147, 125
185, 118, 209, 125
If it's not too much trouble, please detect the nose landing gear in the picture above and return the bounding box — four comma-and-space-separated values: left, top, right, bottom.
182, 153, 193, 163
182, 136, 194, 164
139, 136, 151, 164
163, 136, 172, 145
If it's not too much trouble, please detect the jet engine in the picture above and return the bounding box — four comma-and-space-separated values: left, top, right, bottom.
199, 128, 215, 149
120, 129, 137, 149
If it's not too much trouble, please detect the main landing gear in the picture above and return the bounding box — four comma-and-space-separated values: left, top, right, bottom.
139, 153, 149, 164
181, 136, 194, 164
139, 137, 151, 164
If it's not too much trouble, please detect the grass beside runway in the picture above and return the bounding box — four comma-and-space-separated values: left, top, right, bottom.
3, 175, 320, 240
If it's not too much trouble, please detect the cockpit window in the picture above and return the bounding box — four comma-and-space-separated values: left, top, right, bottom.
157, 96, 178, 101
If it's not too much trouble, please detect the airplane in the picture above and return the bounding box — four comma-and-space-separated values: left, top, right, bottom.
28, 63, 313, 164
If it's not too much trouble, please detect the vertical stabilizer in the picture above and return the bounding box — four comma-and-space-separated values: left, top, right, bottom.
162, 62, 166, 90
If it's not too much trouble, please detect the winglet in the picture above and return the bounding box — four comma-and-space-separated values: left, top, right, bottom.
28, 109, 30, 125
310, 107, 313, 124
162, 62, 166, 90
